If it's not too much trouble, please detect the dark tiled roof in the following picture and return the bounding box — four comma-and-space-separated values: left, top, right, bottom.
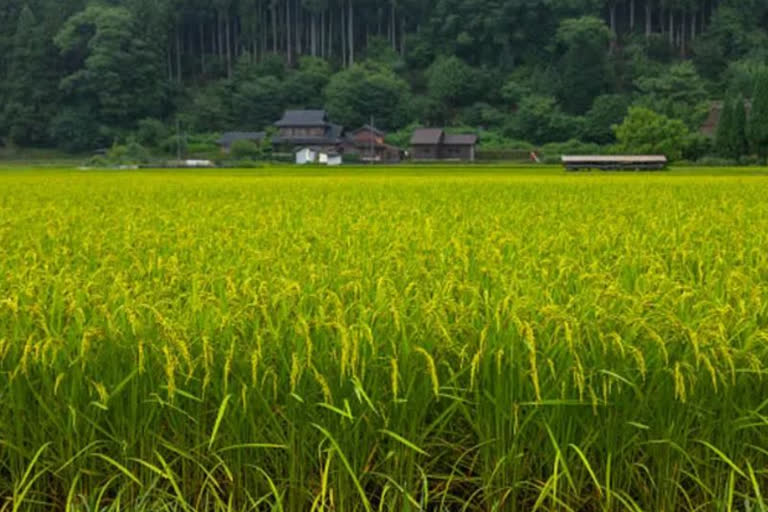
443, 134, 478, 145
328, 123, 344, 140
410, 128, 444, 145
217, 132, 266, 146
272, 136, 341, 145
274, 110, 328, 127
353, 124, 385, 136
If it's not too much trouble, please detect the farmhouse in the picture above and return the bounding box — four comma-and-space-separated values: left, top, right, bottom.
562, 155, 668, 170
410, 128, 478, 161
272, 110, 344, 153
216, 132, 266, 153
344, 125, 402, 163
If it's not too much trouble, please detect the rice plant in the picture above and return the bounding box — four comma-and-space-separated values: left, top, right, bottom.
1, 168, 767, 511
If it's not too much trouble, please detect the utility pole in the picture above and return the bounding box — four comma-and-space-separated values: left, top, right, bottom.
176, 118, 182, 162
370, 115, 374, 165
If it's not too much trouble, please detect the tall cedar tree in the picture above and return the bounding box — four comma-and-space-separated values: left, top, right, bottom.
747, 70, 768, 162
716, 95, 747, 159
2, 6, 57, 146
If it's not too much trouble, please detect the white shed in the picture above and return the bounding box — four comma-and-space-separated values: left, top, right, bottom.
326, 153, 342, 166
295, 147, 317, 165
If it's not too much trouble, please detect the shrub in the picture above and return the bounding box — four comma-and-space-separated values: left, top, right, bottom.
135, 118, 168, 148
539, 139, 604, 159
696, 156, 739, 167
230, 139, 263, 160
106, 139, 150, 165
613, 107, 689, 161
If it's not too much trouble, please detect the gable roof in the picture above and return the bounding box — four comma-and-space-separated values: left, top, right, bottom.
410, 128, 444, 145
353, 124, 385, 137
444, 134, 478, 145
217, 132, 266, 146
275, 110, 328, 127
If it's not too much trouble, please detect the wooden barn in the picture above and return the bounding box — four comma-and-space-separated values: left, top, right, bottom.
409, 128, 477, 161
345, 125, 402, 163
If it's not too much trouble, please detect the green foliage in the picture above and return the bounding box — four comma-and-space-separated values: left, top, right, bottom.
426, 56, 476, 111
182, 82, 233, 133
324, 62, 412, 130
0, 0, 766, 159
683, 132, 715, 161
106, 138, 150, 164
634, 62, 709, 129
747, 70, 768, 162
505, 95, 583, 144
582, 94, 630, 144
50, 106, 110, 152
716, 95, 747, 159
556, 16, 612, 114
613, 107, 690, 160
458, 103, 505, 128
232, 76, 286, 129
539, 139, 603, 159
230, 139, 263, 160
135, 118, 169, 148
284, 57, 332, 108
1, 5, 58, 146
500, 80, 530, 107
54, 5, 166, 140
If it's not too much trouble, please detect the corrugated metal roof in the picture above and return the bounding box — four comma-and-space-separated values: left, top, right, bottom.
410, 128, 444, 145
562, 155, 667, 163
444, 134, 478, 145
275, 110, 329, 127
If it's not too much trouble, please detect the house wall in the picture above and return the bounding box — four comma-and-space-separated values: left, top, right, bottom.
440, 144, 475, 161
411, 145, 439, 160
353, 132, 384, 145
280, 127, 325, 137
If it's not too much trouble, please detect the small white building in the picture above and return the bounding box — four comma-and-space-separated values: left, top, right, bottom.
295, 147, 318, 165
325, 153, 342, 166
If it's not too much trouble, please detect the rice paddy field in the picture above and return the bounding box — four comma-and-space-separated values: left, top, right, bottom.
1, 166, 768, 511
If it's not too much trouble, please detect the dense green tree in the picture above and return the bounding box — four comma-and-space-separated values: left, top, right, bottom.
0, 0, 763, 152
634, 62, 708, 129
505, 95, 582, 144
426, 56, 476, 110
716, 95, 747, 159
582, 94, 629, 144
284, 57, 333, 108
614, 106, 689, 160
556, 16, 612, 115
182, 82, 233, 133
1, 5, 58, 146
747, 70, 768, 163
324, 62, 412, 130
54, 4, 166, 146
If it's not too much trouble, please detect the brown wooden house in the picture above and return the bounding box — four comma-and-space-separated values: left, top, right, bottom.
410, 128, 477, 161
344, 125, 402, 162
272, 110, 344, 153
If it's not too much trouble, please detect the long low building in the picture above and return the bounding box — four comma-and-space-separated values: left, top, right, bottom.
562, 155, 668, 171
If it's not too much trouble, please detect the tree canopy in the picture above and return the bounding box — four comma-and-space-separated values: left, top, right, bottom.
0, 0, 764, 161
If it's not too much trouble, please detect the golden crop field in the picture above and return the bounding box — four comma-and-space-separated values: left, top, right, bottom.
1, 167, 768, 511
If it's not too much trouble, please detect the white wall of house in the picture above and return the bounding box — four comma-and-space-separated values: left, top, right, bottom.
296, 148, 317, 164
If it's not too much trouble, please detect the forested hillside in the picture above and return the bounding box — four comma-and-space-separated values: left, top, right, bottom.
1, 0, 767, 158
